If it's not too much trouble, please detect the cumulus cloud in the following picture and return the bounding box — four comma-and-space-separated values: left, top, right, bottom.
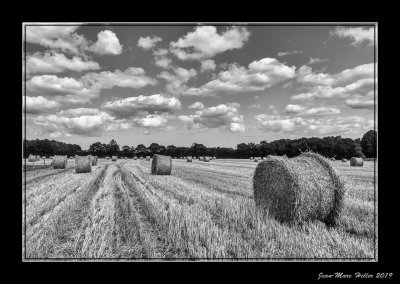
331, 26, 374, 46
200, 59, 216, 72
308, 57, 329, 65
183, 57, 296, 96
277, 50, 303, 57
345, 97, 375, 109
26, 26, 123, 56
158, 67, 197, 95
133, 114, 167, 128
284, 104, 341, 116
89, 30, 123, 55
101, 94, 181, 119
179, 103, 245, 132
25, 96, 60, 114
26, 51, 100, 74
138, 36, 162, 50
188, 102, 204, 110
170, 26, 250, 60
27, 67, 157, 104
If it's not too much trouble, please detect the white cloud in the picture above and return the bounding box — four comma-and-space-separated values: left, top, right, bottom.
57, 108, 101, 117
89, 30, 123, 55
284, 104, 341, 116
183, 57, 296, 96
158, 67, 197, 95
101, 94, 181, 119
308, 57, 329, 65
26, 51, 100, 74
137, 36, 162, 50
25, 96, 60, 114
179, 103, 245, 132
133, 114, 167, 128
170, 26, 250, 60
200, 59, 216, 72
331, 26, 374, 46
277, 50, 303, 57
345, 98, 375, 109
248, 104, 261, 109
188, 101, 204, 110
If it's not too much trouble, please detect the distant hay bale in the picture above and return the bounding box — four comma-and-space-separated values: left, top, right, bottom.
254, 157, 260, 162
210, 156, 213, 160
350, 157, 363, 167
187, 156, 192, 162
146, 156, 150, 161
204, 156, 210, 162
250, 157, 253, 160
124, 157, 127, 159
151, 154, 172, 175
91, 155, 98, 166
53, 155, 67, 169
341, 158, 348, 162
199, 156, 204, 161
28, 154, 36, 162
106, 157, 110, 160
262, 157, 267, 160
112, 156, 117, 161
134, 156, 137, 160
75, 155, 92, 173
253, 152, 346, 225
213, 156, 216, 159
140, 157, 143, 160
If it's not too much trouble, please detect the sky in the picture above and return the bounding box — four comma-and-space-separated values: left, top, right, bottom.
23, 23, 377, 149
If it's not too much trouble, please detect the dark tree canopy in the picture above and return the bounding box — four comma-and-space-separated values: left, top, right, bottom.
361, 130, 377, 158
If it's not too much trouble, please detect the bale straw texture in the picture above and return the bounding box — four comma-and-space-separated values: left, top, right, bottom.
75, 155, 92, 173
134, 156, 137, 160
204, 156, 210, 162
91, 155, 98, 166
199, 156, 204, 161
151, 154, 172, 175
253, 152, 346, 225
350, 157, 363, 167
53, 155, 67, 169
112, 156, 117, 161
187, 156, 192, 162
341, 158, 348, 162
146, 156, 150, 161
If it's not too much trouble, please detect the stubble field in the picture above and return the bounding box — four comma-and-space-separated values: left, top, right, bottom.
23, 157, 377, 259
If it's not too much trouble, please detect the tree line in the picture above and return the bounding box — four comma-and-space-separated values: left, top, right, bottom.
24, 130, 377, 159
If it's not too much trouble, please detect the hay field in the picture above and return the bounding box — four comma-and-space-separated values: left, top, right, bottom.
23, 158, 377, 259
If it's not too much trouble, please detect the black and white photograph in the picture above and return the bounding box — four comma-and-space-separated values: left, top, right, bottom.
22, 22, 378, 263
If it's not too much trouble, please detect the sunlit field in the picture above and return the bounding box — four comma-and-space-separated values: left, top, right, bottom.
23, 158, 377, 259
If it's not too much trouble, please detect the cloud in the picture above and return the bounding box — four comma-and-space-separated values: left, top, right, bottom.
137, 36, 162, 50
144, 129, 151, 135
345, 97, 375, 109
308, 57, 329, 65
158, 67, 197, 95
331, 26, 374, 46
101, 94, 181, 119
179, 103, 245, 132
26, 51, 100, 74
284, 104, 341, 116
200, 59, 216, 72
277, 50, 303, 57
183, 57, 296, 96
89, 30, 123, 55
188, 101, 204, 110
25, 96, 60, 114
57, 108, 101, 116
27, 67, 157, 104
170, 26, 250, 60
255, 113, 371, 136
26, 26, 123, 56
293, 63, 375, 101
248, 104, 261, 109
133, 114, 167, 128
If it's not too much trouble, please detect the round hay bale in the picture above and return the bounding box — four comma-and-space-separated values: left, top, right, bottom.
341, 158, 348, 162
106, 157, 110, 160
140, 157, 143, 160
350, 157, 363, 167
199, 156, 204, 161
262, 157, 267, 160
124, 157, 127, 160
112, 156, 117, 161
28, 154, 36, 162
250, 157, 253, 160
253, 152, 346, 225
213, 156, 216, 159
254, 157, 259, 162
187, 156, 192, 162
146, 156, 150, 161
75, 155, 92, 173
91, 155, 98, 166
204, 156, 210, 162
53, 155, 67, 169
151, 154, 172, 175
133, 156, 137, 160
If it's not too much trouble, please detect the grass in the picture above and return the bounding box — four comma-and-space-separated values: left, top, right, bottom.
23, 158, 376, 260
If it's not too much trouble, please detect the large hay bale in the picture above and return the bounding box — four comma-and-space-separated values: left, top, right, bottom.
341, 158, 348, 162
134, 156, 137, 160
253, 152, 346, 225
53, 155, 67, 169
75, 155, 92, 173
112, 156, 117, 161
350, 157, 363, 167
146, 156, 150, 161
151, 154, 172, 175
199, 156, 204, 161
204, 156, 210, 162
187, 156, 192, 162
91, 155, 98, 166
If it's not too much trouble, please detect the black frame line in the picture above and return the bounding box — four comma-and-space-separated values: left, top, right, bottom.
22, 22, 378, 262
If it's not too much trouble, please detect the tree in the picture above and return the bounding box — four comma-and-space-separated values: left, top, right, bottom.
88, 142, 107, 157
361, 130, 377, 158
106, 139, 120, 156
121, 145, 131, 157
149, 143, 160, 155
